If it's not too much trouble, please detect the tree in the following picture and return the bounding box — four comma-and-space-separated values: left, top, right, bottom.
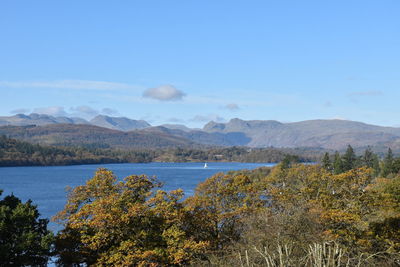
321, 152, 332, 171
0, 190, 54, 266
342, 145, 356, 172
382, 148, 395, 177
362, 147, 375, 168
280, 154, 300, 169
54, 168, 207, 266
184, 172, 266, 250
368, 175, 400, 252
333, 151, 343, 174
188, 164, 400, 265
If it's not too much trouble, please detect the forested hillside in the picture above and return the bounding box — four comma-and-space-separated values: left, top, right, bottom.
0, 136, 316, 167
0, 135, 128, 166
0, 124, 195, 149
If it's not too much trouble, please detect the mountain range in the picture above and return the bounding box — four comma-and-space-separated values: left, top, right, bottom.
0, 114, 150, 131
1, 113, 400, 151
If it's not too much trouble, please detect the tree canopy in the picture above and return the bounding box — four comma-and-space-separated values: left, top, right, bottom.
53, 165, 400, 265
0, 190, 54, 266
53, 169, 208, 266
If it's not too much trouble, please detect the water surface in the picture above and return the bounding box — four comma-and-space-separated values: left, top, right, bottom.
0, 162, 273, 231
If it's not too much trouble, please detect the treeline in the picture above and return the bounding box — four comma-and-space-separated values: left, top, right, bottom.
3, 163, 399, 265
0, 135, 128, 166
154, 146, 316, 163
321, 145, 400, 177
0, 135, 316, 167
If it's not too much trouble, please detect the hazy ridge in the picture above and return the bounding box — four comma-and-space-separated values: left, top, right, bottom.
1, 114, 400, 151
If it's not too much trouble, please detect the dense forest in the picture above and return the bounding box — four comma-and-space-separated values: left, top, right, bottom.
2, 161, 399, 266
0, 135, 317, 166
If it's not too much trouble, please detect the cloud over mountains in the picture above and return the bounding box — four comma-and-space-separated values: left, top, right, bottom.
143, 85, 186, 101
14, 106, 120, 120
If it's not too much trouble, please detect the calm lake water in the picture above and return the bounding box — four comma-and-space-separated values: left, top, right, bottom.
0, 162, 274, 232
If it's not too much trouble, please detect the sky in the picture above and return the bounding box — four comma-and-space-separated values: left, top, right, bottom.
0, 0, 399, 128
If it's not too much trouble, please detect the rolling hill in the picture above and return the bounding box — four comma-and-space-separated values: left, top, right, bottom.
0, 124, 194, 149
1, 115, 400, 151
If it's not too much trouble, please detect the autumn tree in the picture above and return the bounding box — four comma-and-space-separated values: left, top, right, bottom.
187, 163, 400, 265
366, 175, 400, 253
259, 165, 382, 249
54, 168, 208, 266
184, 172, 266, 250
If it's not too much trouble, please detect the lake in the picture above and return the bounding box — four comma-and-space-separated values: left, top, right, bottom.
0, 162, 274, 232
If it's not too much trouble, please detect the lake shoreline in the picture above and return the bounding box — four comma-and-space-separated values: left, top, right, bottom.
0, 159, 293, 168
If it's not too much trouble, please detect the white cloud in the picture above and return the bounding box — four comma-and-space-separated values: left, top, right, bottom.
142, 85, 186, 101
224, 103, 240, 111
32, 106, 68, 117
190, 114, 226, 123
101, 108, 119, 116
10, 108, 30, 114
29, 105, 120, 119
348, 90, 383, 97
70, 106, 99, 117
0, 80, 135, 91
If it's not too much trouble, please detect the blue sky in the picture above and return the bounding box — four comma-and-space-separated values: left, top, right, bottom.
0, 1, 399, 128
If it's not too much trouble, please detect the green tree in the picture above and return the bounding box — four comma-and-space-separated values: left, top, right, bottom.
362, 147, 375, 168
280, 154, 300, 169
382, 148, 394, 177
392, 158, 400, 175
0, 190, 54, 266
361, 147, 381, 176
342, 145, 356, 172
333, 151, 343, 174
372, 153, 381, 177
321, 152, 332, 171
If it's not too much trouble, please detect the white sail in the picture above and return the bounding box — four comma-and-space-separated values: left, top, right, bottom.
204, 163, 208, 168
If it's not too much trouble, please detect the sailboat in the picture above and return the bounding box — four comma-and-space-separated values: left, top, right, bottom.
204, 162, 208, 168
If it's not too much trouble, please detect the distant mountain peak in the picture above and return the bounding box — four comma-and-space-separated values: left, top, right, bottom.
0, 113, 153, 131
90, 115, 151, 131
203, 121, 226, 132
14, 114, 30, 119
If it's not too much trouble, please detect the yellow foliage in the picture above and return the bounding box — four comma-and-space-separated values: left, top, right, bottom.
54, 168, 208, 266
